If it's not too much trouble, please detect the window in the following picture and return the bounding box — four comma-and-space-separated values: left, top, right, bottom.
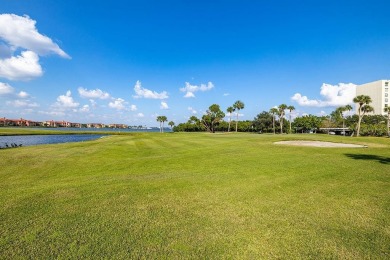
386, 88, 389, 92
386, 98, 389, 102
386, 93, 389, 97
385, 82, 389, 86
386, 104, 388, 107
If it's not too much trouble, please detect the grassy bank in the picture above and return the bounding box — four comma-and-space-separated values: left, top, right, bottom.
0, 133, 389, 258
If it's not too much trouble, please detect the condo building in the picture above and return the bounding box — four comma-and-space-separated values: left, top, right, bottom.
356, 80, 389, 115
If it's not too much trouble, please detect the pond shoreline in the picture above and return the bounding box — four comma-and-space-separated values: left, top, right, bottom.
0, 127, 171, 136
0, 134, 107, 148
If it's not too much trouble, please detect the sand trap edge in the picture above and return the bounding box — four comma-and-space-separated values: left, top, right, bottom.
274, 140, 367, 148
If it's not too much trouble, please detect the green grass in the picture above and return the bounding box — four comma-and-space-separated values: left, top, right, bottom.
0, 132, 389, 258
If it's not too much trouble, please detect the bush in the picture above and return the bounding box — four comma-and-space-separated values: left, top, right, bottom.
358, 123, 388, 137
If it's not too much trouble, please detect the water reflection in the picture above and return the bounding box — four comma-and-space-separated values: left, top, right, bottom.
0, 134, 105, 148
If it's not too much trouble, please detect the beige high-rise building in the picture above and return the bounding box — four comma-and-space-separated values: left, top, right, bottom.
356, 80, 389, 115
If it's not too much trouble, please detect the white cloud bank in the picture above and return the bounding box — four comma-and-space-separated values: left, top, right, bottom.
0, 51, 42, 80
18, 91, 29, 98
108, 98, 127, 110
180, 81, 214, 98
0, 81, 30, 99
0, 82, 14, 94
160, 101, 169, 110
78, 87, 110, 99
79, 104, 90, 113
38, 110, 65, 116
54, 90, 79, 109
133, 80, 168, 99
0, 14, 70, 58
108, 98, 138, 111
291, 83, 356, 107
130, 104, 137, 111
6, 99, 39, 108
0, 14, 69, 81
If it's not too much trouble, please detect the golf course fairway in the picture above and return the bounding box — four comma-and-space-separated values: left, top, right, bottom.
1, 132, 389, 258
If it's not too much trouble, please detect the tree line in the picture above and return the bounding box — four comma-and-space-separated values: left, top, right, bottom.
158, 95, 390, 137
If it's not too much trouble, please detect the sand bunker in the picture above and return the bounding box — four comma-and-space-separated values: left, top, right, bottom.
274, 140, 367, 148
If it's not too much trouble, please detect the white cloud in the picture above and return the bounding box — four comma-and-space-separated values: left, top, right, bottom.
0, 82, 14, 94
108, 98, 127, 110
0, 82, 30, 99
291, 83, 356, 107
318, 110, 328, 116
6, 99, 39, 108
0, 51, 42, 80
0, 14, 70, 58
184, 92, 195, 98
89, 99, 97, 108
133, 80, 168, 99
79, 104, 90, 112
78, 87, 110, 99
223, 93, 230, 96
291, 93, 321, 106
188, 107, 197, 114
38, 110, 65, 116
17, 91, 29, 98
136, 113, 144, 118
180, 81, 214, 98
130, 104, 137, 111
0, 14, 69, 81
160, 101, 169, 110
54, 90, 79, 109
200, 82, 214, 91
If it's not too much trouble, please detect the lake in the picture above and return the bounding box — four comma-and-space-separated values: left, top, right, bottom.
0, 134, 105, 148
34, 127, 172, 133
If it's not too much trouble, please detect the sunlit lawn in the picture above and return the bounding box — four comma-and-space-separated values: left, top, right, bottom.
0, 132, 389, 258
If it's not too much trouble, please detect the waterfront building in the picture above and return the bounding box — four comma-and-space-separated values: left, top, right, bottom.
356, 80, 389, 115
0, 118, 42, 127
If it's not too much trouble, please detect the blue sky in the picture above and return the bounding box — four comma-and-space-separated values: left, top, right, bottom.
1, 0, 389, 126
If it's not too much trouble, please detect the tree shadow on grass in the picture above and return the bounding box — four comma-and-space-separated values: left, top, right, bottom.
344, 154, 390, 165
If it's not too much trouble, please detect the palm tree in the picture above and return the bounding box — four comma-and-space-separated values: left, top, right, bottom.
269, 107, 278, 134
168, 121, 175, 130
160, 116, 167, 133
156, 116, 168, 133
287, 105, 295, 134
227, 106, 234, 132
384, 106, 390, 137
156, 116, 162, 133
233, 100, 245, 132
340, 105, 352, 136
277, 104, 287, 134
353, 95, 373, 136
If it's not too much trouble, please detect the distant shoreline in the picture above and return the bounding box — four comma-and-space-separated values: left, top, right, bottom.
0, 127, 172, 136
